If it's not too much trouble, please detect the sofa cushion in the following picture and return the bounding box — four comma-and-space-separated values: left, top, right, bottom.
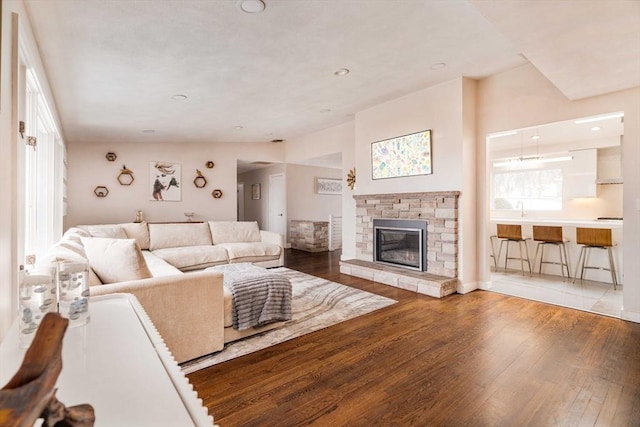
151, 245, 228, 271
215, 242, 281, 263
149, 223, 212, 251
83, 224, 128, 239
82, 237, 152, 284
208, 221, 261, 245
121, 221, 150, 250
141, 251, 182, 277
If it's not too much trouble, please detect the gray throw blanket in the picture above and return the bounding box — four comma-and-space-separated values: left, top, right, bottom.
213, 264, 292, 331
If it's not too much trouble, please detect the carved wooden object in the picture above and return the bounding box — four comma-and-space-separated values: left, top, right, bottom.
0, 312, 95, 426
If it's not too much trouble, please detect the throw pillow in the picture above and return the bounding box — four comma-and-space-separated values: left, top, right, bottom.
120, 221, 151, 250
84, 224, 128, 239
82, 237, 152, 284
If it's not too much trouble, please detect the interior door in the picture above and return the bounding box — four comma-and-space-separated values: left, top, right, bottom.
237, 182, 245, 221
268, 173, 286, 238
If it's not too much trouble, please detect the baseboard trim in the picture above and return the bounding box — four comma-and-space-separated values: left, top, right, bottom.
478, 281, 492, 291
621, 309, 640, 324
457, 281, 479, 294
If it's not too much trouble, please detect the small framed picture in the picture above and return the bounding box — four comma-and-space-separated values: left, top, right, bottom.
150, 161, 181, 202
316, 178, 342, 195
252, 183, 261, 200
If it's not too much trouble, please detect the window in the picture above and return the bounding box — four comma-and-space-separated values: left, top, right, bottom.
23, 69, 66, 265
491, 167, 562, 211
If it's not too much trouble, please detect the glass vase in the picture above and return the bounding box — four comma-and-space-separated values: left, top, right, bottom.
57, 261, 90, 328
19, 270, 57, 348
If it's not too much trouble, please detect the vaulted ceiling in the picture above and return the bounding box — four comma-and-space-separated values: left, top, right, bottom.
24, 0, 640, 145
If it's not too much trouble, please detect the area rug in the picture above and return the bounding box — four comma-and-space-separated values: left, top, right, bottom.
181, 267, 396, 373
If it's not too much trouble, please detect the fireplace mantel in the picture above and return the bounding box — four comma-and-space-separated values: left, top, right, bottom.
341, 191, 460, 298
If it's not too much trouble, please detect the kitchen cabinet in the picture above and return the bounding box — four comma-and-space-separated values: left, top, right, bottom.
565, 149, 597, 198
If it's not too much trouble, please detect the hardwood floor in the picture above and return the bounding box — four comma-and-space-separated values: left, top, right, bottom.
187, 249, 640, 426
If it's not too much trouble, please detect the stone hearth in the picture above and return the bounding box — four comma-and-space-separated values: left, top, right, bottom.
340, 191, 460, 298
340, 259, 458, 298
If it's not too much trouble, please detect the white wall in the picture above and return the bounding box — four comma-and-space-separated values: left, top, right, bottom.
286, 121, 356, 258
237, 163, 286, 230
476, 63, 640, 322
354, 79, 465, 195
65, 140, 284, 227
287, 164, 342, 222
286, 121, 354, 165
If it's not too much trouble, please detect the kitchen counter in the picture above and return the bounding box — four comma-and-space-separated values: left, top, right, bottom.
489, 218, 623, 284
490, 217, 623, 228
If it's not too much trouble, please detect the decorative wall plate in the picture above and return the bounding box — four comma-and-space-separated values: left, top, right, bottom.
94, 186, 109, 197
117, 165, 134, 185
347, 168, 356, 190
193, 169, 207, 188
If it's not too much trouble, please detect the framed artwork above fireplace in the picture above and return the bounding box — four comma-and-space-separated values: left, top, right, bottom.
371, 129, 432, 179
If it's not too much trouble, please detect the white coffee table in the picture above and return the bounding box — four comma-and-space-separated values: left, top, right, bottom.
0, 293, 215, 426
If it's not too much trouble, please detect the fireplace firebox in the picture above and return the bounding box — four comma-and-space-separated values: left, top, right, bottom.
373, 219, 428, 271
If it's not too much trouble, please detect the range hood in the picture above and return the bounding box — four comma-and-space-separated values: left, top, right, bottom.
595, 177, 623, 185
596, 142, 623, 185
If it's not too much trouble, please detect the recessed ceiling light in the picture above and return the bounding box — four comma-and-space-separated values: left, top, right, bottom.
334, 68, 350, 76
237, 0, 265, 13
430, 62, 446, 70
591, 126, 602, 131
271, 139, 284, 143
487, 130, 518, 139
234, 125, 244, 130
142, 129, 155, 133
171, 94, 187, 100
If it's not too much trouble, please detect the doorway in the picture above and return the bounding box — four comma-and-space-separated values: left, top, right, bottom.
237, 182, 245, 221
269, 173, 286, 237
486, 113, 624, 318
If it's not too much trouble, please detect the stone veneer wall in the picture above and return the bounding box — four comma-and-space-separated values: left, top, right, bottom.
289, 220, 329, 252
354, 191, 460, 278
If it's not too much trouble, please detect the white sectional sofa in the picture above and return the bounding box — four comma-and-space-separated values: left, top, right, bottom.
37, 221, 285, 363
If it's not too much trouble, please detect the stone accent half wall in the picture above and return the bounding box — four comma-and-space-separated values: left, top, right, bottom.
353, 191, 460, 278
289, 220, 329, 252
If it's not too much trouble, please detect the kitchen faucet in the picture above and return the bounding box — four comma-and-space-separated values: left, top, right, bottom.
516, 200, 525, 217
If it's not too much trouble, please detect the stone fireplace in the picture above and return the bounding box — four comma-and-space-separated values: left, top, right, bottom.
340, 191, 460, 298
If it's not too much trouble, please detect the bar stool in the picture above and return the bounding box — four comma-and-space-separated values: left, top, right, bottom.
532, 225, 571, 279
489, 235, 499, 269
573, 227, 618, 289
496, 224, 532, 274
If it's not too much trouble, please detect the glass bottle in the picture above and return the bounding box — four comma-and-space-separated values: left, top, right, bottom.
19, 268, 56, 348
